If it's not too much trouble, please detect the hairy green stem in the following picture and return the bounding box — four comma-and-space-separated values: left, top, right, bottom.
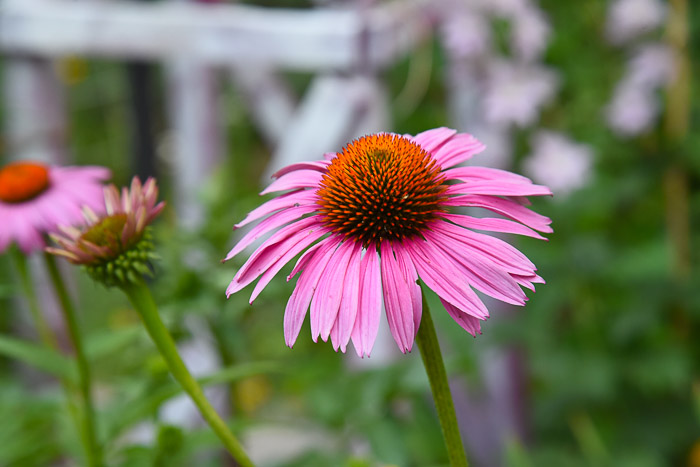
416, 293, 469, 467
44, 253, 102, 467
121, 278, 254, 467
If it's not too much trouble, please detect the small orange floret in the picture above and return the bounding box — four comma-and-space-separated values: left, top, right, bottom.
0, 162, 51, 203
317, 134, 447, 245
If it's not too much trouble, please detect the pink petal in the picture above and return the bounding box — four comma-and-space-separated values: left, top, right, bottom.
260, 170, 324, 195
284, 239, 339, 347
440, 298, 483, 337
423, 230, 526, 305
334, 242, 363, 352
310, 240, 356, 342
227, 217, 320, 296
440, 213, 546, 240
393, 244, 422, 334
225, 204, 317, 262
351, 245, 382, 358
443, 166, 533, 184
235, 190, 318, 229
271, 160, 330, 179
249, 226, 330, 303
430, 133, 486, 169
432, 221, 537, 275
445, 181, 552, 197
406, 238, 489, 319
443, 194, 553, 233
380, 241, 416, 353
409, 127, 457, 153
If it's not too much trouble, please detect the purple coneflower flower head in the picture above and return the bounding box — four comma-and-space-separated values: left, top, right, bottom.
523, 131, 593, 198
46, 177, 165, 286
224, 128, 552, 357
0, 161, 110, 254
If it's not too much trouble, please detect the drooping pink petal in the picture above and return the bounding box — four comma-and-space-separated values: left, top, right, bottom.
424, 230, 527, 306
249, 226, 330, 303
380, 241, 417, 353
260, 170, 324, 195
443, 194, 553, 233
309, 240, 355, 342
406, 238, 490, 319
284, 239, 339, 348
440, 213, 546, 240
351, 245, 382, 358
234, 190, 318, 230
227, 217, 321, 295
225, 204, 318, 261
432, 221, 537, 276
334, 242, 363, 352
393, 243, 422, 334
440, 298, 483, 337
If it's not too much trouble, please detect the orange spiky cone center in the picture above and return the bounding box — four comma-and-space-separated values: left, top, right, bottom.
317, 134, 448, 246
0, 162, 50, 203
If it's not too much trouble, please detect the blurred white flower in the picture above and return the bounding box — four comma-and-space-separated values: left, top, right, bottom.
511, 6, 551, 61
606, 0, 666, 44
606, 78, 659, 136
627, 43, 675, 87
483, 60, 559, 128
523, 131, 593, 197
442, 9, 492, 59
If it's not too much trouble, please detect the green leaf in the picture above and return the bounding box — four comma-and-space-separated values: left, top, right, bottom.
0, 335, 77, 383
105, 361, 281, 437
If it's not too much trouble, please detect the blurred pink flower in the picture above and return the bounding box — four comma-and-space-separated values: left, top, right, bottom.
606, 0, 666, 44
523, 131, 593, 197
605, 43, 672, 137
224, 129, 551, 357
0, 161, 110, 254
483, 61, 559, 127
442, 9, 491, 59
606, 78, 659, 136
511, 6, 551, 61
627, 43, 675, 88
476, 0, 529, 18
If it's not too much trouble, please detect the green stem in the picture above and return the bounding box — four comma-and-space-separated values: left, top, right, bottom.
121, 278, 254, 467
416, 292, 469, 467
11, 248, 56, 347
44, 253, 102, 467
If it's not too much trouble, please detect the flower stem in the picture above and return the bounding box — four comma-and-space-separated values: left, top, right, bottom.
416, 292, 469, 467
44, 253, 102, 467
11, 248, 56, 347
120, 278, 254, 467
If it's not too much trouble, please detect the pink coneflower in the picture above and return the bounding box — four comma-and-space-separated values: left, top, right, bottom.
0, 161, 110, 254
225, 129, 551, 357
46, 177, 165, 286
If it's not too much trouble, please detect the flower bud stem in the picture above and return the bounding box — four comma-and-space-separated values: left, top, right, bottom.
416, 292, 469, 467
121, 278, 254, 467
